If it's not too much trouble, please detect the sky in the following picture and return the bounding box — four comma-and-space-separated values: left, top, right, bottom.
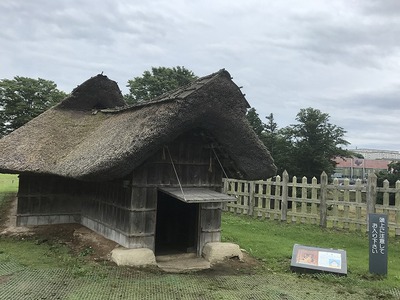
1, 0, 399, 151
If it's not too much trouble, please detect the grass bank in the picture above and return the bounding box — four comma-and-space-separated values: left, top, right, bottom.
0, 174, 18, 193
221, 212, 400, 293
0, 174, 19, 227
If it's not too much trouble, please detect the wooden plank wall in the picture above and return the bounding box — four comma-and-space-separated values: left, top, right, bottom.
17, 175, 81, 226
131, 130, 225, 252
16, 130, 227, 251
80, 180, 137, 247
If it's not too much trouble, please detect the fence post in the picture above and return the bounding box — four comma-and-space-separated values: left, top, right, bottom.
366, 173, 377, 230
274, 175, 281, 220
320, 171, 328, 228
291, 176, 298, 223
301, 176, 308, 223
396, 180, 400, 236
311, 177, 318, 224
248, 181, 255, 216
223, 178, 228, 194
281, 170, 289, 222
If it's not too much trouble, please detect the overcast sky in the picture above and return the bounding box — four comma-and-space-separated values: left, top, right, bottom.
1, 0, 399, 151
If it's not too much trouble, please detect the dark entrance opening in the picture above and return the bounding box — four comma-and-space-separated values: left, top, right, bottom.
155, 191, 198, 255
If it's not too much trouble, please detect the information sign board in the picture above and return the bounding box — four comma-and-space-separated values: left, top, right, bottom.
290, 244, 347, 275
369, 213, 388, 275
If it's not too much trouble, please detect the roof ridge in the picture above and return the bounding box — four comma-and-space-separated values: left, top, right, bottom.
101, 69, 230, 114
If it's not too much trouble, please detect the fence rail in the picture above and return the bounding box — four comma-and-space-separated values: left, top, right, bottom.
223, 171, 400, 236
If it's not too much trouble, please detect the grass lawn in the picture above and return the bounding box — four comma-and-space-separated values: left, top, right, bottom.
0, 174, 399, 299
0, 174, 19, 227
221, 212, 400, 292
0, 173, 18, 193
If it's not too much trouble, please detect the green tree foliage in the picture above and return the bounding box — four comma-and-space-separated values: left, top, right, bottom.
263, 113, 295, 175
284, 108, 350, 179
246, 107, 350, 179
377, 161, 400, 188
246, 108, 264, 137
246, 109, 295, 175
0, 77, 67, 137
376, 161, 400, 205
125, 66, 197, 104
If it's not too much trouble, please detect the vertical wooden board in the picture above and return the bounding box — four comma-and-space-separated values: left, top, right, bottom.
161, 163, 172, 185
104, 202, 109, 224
39, 196, 50, 213
17, 175, 27, 195
16, 196, 28, 214
177, 140, 186, 163
124, 186, 132, 208
131, 167, 147, 186
130, 187, 140, 206
145, 188, 157, 209
130, 187, 143, 209
132, 187, 149, 209
199, 232, 221, 250
111, 206, 118, 228
27, 197, 39, 214
201, 205, 222, 231
129, 211, 146, 234
114, 208, 124, 232
146, 164, 159, 185
145, 210, 157, 235
111, 205, 117, 227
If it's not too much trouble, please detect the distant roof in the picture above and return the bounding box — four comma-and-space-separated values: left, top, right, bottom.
334, 157, 391, 169
0, 69, 276, 181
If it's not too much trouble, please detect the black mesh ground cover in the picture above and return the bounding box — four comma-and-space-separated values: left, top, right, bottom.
0, 260, 399, 300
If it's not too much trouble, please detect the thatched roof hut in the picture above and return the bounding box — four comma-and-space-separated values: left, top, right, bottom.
0, 69, 276, 257
0, 69, 275, 181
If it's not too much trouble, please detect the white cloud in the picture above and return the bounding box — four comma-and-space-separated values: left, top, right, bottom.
0, 0, 399, 150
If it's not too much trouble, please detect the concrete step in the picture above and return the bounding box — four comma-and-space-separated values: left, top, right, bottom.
156, 253, 210, 273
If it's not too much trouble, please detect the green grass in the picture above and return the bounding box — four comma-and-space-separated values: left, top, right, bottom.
0, 179, 398, 298
0, 237, 81, 269
221, 212, 400, 292
0, 174, 19, 226
0, 173, 19, 193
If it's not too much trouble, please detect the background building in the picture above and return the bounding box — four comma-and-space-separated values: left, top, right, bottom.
333, 157, 391, 180
350, 148, 400, 160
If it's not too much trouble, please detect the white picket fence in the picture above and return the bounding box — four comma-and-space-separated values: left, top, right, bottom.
223, 171, 400, 236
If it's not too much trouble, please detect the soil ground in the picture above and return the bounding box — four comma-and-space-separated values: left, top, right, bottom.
0, 196, 260, 274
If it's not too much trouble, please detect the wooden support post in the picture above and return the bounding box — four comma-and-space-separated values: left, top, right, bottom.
319, 172, 328, 228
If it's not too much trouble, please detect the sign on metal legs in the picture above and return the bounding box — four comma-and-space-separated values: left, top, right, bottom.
369, 213, 388, 275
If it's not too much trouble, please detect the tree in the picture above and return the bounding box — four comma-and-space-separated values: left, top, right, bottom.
283, 107, 350, 179
263, 113, 296, 175
377, 161, 400, 187
125, 66, 197, 104
246, 109, 295, 175
0, 76, 67, 137
246, 108, 264, 138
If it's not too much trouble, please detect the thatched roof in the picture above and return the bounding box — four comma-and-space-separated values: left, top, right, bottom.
0, 70, 276, 181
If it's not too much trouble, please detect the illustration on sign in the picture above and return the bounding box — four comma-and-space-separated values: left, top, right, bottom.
318, 251, 342, 269
296, 249, 318, 266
